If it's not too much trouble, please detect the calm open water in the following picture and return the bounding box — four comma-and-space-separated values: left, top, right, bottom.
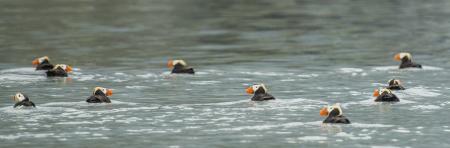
1, 0, 450, 147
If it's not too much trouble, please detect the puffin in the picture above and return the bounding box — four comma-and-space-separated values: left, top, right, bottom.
86, 87, 113, 103
373, 88, 400, 102
167, 60, 195, 74
386, 79, 405, 90
245, 84, 276, 101
319, 103, 350, 124
32, 56, 54, 70
11, 92, 36, 108
46, 64, 73, 77
394, 52, 422, 69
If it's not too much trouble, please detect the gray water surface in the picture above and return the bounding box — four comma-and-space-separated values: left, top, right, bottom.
1, 0, 450, 147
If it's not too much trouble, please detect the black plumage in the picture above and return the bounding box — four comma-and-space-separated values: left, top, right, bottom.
171, 63, 195, 74
323, 109, 351, 124
399, 57, 422, 69
46, 67, 68, 77
35, 60, 54, 70
13, 94, 36, 108
86, 89, 111, 103
387, 79, 405, 90
375, 93, 400, 102
251, 87, 276, 101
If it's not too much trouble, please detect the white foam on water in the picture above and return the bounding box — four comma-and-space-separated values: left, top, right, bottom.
56, 121, 95, 125
205, 121, 309, 132
371, 66, 399, 71
281, 122, 306, 128
73, 74, 95, 81
161, 71, 172, 75
192, 100, 249, 106
190, 81, 221, 85
0, 67, 37, 74
304, 121, 324, 126
40, 101, 91, 107
423, 66, 444, 70
297, 74, 319, 78
0, 133, 53, 140
220, 125, 277, 131
410, 105, 441, 110
280, 79, 296, 82
114, 72, 127, 76
372, 65, 443, 71
397, 99, 416, 104
342, 99, 376, 107
339, 68, 364, 73
239, 71, 294, 76
343, 98, 416, 107
195, 71, 209, 75
351, 123, 395, 128
276, 98, 327, 105
297, 136, 327, 141
0, 68, 45, 84
402, 87, 441, 97
40, 100, 138, 107
125, 86, 148, 89
371, 146, 401, 148
392, 127, 411, 133
335, 132, 372, 140
107, 100, 139, 105
136, 73, 158, 78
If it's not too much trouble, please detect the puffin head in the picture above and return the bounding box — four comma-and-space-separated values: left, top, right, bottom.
53, 64, 73, 73
373, 88, 392, 97
388, 79, 402, 86
93, 87, 113, 96
32, 56, 50, 66
394, 52, 412, 62
246, 84, 268, 94
11, 92, 29, 103
167, 60, 187, 68
320, 103, 343, 117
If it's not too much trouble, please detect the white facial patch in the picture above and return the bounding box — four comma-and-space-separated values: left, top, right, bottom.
94, 87, 107, 95
399, 52, 412, 60
388, 79, 401, 85
252, 84, 267, 92
14, 93, 26, 102
381, 88, 392, 94
54, 64, 67, 70
172, 60, 187, 66
327, 103, 343, 116
38, 56, 49, 64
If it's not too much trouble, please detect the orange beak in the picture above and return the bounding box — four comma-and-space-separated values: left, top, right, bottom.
32, 59, 39, 66
66, 66, 73, 73
373, 89, 380, 97
246, 87, 254, 94
394, 53, 402, 61
106, 89, 113, 96
320, 107, 329, 116
167, 60, 174, 68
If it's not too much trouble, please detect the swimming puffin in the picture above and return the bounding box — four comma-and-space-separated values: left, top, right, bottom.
46, 64, 73, 77
246, 84, 276, 101
86, 87, 113, 103
167, 60, 195, 74
394, 52, 422, 69
11, 92, 36, 108
32, 56, 54, 70
373, 88, 400, 102
319, 103, 350, 124
387, 79, 405, 90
